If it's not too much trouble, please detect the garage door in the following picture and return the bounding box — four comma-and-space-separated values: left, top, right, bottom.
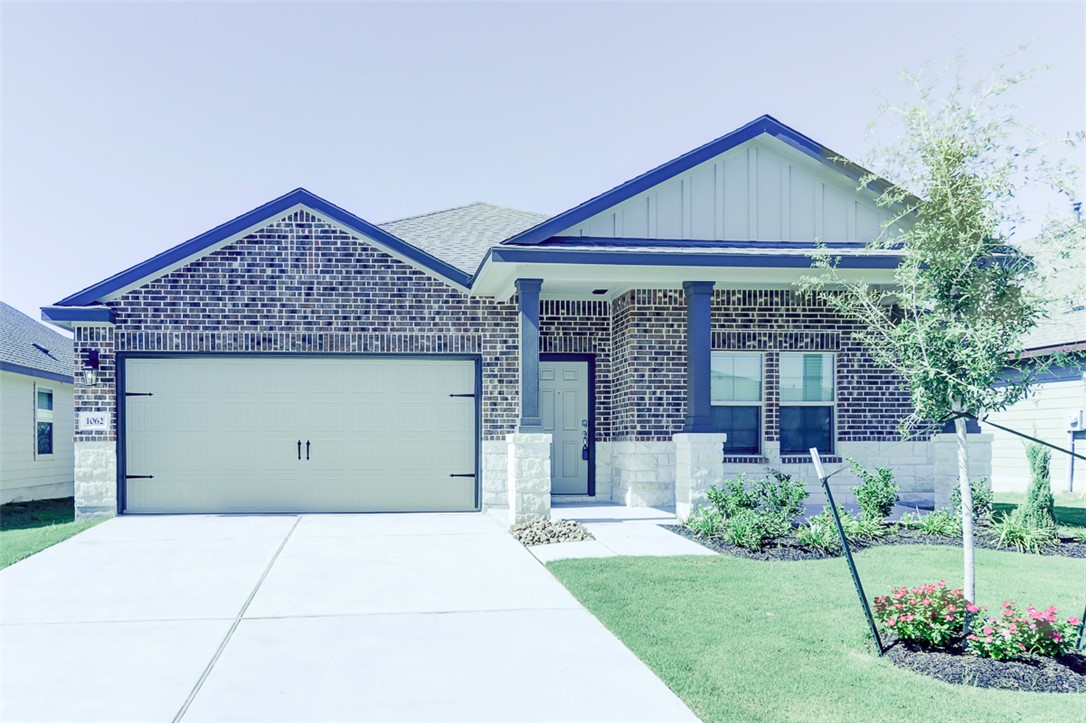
122, 357, 477, 513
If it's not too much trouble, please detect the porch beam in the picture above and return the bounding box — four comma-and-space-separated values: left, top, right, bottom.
682, 280, 715, 433
516, 278, 544, 432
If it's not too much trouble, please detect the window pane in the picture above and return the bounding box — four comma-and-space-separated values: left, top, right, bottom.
37, 422, 53, 455
37, 389, 53, 411
710, 405, 760, 455
711, 353, 762, 402
780, 353, 834, 402
779, 406, 833, 455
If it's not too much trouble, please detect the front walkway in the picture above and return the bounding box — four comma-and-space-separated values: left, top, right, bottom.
0, 513, 697, 722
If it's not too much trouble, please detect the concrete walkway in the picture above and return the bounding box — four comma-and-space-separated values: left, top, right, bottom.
0, 513, 698, 723
527, 503, 717, 563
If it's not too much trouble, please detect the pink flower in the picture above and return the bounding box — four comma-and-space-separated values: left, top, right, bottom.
944, 615, 954, 621
982, 627, 994, 635
985, 636, 993, 643
946, 605, 957, 612
922, 598, 931, 606
1019, 643, 1026, 651
966, 604, 980, 613
1003, 609, 1015, 618
887, 617, 897, 627
1008, 623, 1017, 633
967, 634, 979, 641
1068, 617, 1081, 626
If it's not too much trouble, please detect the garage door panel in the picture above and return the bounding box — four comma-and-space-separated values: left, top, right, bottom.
124, 357, 477, 513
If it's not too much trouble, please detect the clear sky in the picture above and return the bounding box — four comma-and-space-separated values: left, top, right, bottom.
2, 2, 1083, 323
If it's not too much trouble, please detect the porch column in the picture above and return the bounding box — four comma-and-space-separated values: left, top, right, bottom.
682, 280, 715, 433
516, 278, 543, 432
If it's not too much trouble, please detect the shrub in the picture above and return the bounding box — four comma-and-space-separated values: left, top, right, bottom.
702, 469, 809, 549
968, 602, 1079, 660
685, 506, 724, 538
1023, 443, 1057, 529
896, 512, 922, 529
918, 509, 962, 537
992, 507, 1058, 553
849, 461, 899, 521
797, 508, 885, 553
950, 477, 994, 523
874, 581, 972, 648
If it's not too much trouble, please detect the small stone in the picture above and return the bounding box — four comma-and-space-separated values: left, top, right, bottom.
510, 517, 594, 546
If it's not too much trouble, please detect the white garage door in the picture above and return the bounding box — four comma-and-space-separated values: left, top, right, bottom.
123, 357, 477, 513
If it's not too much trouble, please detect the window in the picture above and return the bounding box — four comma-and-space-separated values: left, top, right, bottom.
35, 386, 54, 457
710, 352, 762, 455
779, 353, 835, 455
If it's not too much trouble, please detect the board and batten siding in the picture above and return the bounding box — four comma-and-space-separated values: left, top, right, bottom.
562, 137, 892, 243
0, 371, 74, 503
984, 378, 1086, 493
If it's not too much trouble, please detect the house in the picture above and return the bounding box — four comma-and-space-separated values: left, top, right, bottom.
42, 115, 989, 522
984, 249, 1086, 494
1, 302, 75, 504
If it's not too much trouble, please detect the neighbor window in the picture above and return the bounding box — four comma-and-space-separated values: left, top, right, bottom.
35, 386, 54, 457
779, 353, 835, 455
710, 352, 762, 455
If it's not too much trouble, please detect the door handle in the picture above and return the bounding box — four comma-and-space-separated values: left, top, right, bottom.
306, 440, 311, 460
297, 440, 302, 460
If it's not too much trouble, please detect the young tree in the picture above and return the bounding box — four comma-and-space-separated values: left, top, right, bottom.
804, 57, 1082, 604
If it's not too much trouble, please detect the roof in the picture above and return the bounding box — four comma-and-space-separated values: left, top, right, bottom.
0, 302, 74, 382
500, 114, 913, 247
379, 203, 548, 273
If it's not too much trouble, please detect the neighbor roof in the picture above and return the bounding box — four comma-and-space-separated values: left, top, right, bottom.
379, 203, 549, 273
0, 302, 74, 382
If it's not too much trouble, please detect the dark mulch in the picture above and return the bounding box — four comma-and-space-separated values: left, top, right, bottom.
881, 632, 1086, 693
665, 525, 1086, 561
0, 497, 75, 532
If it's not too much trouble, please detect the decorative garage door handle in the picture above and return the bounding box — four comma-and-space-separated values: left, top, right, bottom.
306, 440, 311, 460
449, 473, 476, 478
297, 440, 301, 460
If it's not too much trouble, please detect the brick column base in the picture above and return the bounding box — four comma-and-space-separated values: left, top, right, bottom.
674, 433, 727, 521
506, 433, 552, 525
75, 441, 118, 521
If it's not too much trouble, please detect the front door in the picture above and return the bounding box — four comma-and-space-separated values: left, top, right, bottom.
540, 359, 590, 495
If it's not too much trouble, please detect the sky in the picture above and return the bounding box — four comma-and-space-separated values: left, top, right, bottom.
2, 2, 1083, 324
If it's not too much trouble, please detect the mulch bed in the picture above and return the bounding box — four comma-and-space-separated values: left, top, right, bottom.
880, 632, 1086, 693
664, 525, 1086, 561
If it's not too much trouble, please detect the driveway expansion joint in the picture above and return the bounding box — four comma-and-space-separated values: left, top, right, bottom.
172, 516, 301, 723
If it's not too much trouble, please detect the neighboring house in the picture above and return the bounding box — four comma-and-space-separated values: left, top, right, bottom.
43, 115, 987, 521
0, 302, 75, 504
984, 250, 1086, 494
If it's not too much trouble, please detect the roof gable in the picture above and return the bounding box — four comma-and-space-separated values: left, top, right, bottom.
54, 189, 475, 308
501, 115, 907, 246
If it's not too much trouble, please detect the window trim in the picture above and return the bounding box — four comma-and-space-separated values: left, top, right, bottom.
778, 352, 837, 455
34, 384, 55, 460
710, 351, 764, 455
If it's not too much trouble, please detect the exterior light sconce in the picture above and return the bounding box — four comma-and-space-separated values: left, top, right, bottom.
83, 349, 100, 387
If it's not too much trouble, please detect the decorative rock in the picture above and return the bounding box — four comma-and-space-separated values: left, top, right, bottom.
511, 517, 595, 547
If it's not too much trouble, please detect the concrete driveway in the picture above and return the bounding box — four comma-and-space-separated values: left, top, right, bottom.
0, 513, 699, 723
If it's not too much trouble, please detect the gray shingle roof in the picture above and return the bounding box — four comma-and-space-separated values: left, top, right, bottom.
379, 203, 549, 274
0, 302, 74, 380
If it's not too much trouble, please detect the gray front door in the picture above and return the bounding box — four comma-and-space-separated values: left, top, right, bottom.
540, 360, 589, 495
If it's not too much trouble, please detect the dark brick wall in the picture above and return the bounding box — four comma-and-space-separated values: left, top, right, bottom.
75, 210, 521, 442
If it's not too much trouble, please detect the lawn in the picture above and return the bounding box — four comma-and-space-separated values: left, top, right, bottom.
549, 546, 1086, 723
993, 491, 1086, 533
0, 497, 99, 569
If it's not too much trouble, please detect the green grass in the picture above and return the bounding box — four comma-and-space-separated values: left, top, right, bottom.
0, 497, 99, 569
549, 546, 1086, 723
993, 491, 1086, 537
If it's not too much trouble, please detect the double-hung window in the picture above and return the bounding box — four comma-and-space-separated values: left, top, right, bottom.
35, 386, 54, 457
779, 352, 835, 455
709, 352, 762, 455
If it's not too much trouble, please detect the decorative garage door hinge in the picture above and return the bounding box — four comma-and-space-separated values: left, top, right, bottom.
125, 392, 154, 397
448, 393, 475, 398
125, 474, 154, 479
448, 473, 476, 478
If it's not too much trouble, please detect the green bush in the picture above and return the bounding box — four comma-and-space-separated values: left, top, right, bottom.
992, 507, 1057, 553
1023, 443, 1057, 529
849, 461, 899, 521
796, 508, 885, 553
949, 477, 993, 523
918, 510, 962, 537
685, 506, 724, 538
701, 469, 809, 549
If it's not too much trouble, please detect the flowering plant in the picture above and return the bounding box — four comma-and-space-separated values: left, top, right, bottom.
873, 581, 971, 648
967, 602, 1080, 660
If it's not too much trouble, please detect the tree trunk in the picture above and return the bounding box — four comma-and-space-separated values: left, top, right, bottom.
954, 407, 976, 604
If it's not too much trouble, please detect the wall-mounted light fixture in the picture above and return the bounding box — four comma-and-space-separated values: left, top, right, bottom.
83, 349, 100, 387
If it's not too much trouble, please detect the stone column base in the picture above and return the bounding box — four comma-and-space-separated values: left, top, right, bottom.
506, 433, 552, 525
75, 441, 118, 520
673, 433, 727, 520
